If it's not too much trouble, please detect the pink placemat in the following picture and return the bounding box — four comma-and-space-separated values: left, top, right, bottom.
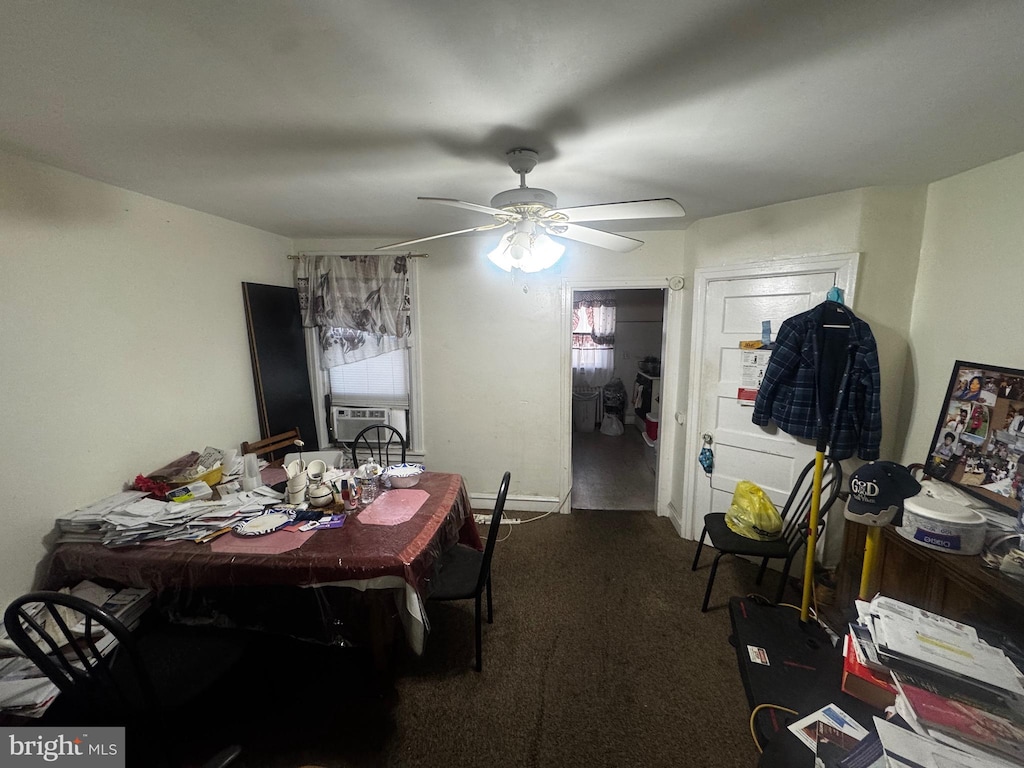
356, 489, 429, 526
210, 528, 316, 554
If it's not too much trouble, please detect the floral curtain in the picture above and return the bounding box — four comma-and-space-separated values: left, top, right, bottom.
296, 254, 411, 369
572, 291, 616, 387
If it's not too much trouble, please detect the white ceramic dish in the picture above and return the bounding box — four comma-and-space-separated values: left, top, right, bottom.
385, 463, 425, 488
896, 495, 987, 555
233, 511, 293, 536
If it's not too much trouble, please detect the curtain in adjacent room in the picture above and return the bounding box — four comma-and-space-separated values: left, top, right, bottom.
296, 254, 411, 368
572, 290, 616, 387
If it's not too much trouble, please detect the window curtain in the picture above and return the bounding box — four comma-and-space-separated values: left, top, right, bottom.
296, 254, 411, 369
572, 291, 616, 387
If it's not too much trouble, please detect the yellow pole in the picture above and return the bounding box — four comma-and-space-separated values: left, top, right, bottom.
800, 451, 825, 622
859, 527, 881, 601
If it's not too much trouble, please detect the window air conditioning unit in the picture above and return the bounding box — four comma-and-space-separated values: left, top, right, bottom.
331, 406, 392, 443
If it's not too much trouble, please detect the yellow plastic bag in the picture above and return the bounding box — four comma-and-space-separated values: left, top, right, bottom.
725, 480, 782, 541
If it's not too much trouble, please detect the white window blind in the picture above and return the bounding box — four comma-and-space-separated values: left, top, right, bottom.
329, 348, 409, 407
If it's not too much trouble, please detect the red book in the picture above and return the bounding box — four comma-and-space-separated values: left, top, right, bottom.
842, 634, 897, 710
897, 675, 1024, 764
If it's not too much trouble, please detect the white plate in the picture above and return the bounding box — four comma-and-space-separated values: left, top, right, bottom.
233, 511, 292, 536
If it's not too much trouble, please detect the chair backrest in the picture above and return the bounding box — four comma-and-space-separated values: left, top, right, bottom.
778, 457, 843, 553
477, 472, 512, 593
241, 427, 302, 461
350, 424, 407, 468
3, 591, 159, 719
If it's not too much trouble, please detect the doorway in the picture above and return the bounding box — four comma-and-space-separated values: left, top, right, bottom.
571, 288, 665, 510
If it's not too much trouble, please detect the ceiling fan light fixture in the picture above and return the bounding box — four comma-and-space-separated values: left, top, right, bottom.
486, 222, 565, 274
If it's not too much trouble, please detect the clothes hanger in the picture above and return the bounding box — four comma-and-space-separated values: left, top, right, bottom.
822, 287, 850, 329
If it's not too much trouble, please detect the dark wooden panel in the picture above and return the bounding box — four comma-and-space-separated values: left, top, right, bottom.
241, 283, 319, 450
836, 522, 1024, 637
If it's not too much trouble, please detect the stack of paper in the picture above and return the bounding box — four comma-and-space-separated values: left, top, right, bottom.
55, 490, 150, 543
844, 595, 1024, 765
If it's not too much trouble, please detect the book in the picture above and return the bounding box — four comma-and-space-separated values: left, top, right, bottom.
787, 703, 868, 753
894, 673, 1024, 764
842, 634, 897, 711
815, 719, 863, 768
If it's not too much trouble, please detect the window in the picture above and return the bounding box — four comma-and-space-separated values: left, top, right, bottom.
296, 252, 421, 452
328, 348, 409, 407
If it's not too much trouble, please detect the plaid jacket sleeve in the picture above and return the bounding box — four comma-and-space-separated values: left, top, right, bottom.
751, 317, 814, 434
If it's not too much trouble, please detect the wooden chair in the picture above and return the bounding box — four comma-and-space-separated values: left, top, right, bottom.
427, 472, 511, 671
690, 458, 843, 612
241, 427, 302, 463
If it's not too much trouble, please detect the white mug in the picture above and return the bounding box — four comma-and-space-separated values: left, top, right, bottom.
307, 459, 327, 483
286, 471, 308, 492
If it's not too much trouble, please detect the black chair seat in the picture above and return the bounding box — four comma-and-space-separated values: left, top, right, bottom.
700, 514, 793, 559
429, 545, 485, 600
691, 457, 842, 613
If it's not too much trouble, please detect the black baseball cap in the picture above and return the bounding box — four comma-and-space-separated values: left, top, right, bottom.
844, 461, 921, 527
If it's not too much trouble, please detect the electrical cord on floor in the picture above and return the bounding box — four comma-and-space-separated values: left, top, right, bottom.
748, 703, 798, 753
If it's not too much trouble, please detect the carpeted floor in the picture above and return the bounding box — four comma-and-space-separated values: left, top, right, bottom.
218, 510, 766, 768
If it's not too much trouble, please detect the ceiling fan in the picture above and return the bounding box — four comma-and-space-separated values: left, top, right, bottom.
377, 149, 685, 271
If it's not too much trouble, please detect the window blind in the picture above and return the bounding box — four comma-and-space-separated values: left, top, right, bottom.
329, 348, 410, 407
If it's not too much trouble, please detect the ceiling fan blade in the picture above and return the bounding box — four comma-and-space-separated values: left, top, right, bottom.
544, 222, 643, 253
376, 221, 508, 250
554, 198, 685, 223
420, 197, 518, 219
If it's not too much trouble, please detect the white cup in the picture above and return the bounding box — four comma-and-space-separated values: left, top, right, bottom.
307, 459, 327, 483
221, 449, 238, 476
286, 471, 308, 492
287, 488, 307, 505
286, 459, 306, 479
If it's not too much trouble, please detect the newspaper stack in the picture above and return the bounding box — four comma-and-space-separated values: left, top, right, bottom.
54, 487, 284, 547
847, 595, 1024, 766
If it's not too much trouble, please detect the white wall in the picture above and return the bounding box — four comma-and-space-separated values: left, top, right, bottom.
295, 232, 686, 509
0, 150, 292, 609
900, 152, 1024, 467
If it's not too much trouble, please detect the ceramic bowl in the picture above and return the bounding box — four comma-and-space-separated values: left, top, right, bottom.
385, 463, 425, 488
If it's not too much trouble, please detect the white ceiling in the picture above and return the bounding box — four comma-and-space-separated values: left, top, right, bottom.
3, 1, 1024, 242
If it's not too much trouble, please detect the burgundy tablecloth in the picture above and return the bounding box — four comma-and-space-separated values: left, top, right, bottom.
43, 472, 481, 599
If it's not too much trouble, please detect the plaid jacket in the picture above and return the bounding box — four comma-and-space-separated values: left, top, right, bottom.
751, 303, 882, 460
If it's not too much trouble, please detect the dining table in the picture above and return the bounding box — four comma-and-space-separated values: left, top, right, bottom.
41, 471, 482, 656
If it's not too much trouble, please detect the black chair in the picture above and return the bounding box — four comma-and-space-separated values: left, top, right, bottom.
691, 457, 843, 612
350, 423, 407, 468
427, 471, 511, 671
3, 591, 244, 767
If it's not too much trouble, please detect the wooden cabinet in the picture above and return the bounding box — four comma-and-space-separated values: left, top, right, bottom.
836, 523, 1024, 637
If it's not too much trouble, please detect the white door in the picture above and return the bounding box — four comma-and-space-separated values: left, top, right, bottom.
684, 255, 859, 541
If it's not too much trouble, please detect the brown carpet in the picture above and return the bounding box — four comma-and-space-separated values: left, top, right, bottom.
218, 510, 768, 767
